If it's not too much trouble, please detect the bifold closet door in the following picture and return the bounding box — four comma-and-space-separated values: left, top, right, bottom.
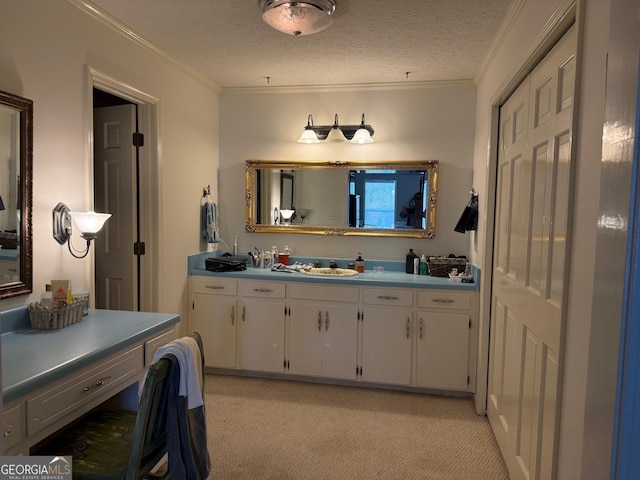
487, 25, 577, 480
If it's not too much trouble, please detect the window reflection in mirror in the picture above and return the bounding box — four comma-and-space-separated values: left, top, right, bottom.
245, 160, 438, 238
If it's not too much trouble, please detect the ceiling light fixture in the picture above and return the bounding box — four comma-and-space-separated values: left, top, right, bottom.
297, 113, 374, 144
259, 0, 336, 37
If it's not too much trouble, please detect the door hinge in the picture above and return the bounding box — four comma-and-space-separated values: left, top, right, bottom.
132, 132, 144, 147
134, 241, 146, 256
469, 318, 472, 328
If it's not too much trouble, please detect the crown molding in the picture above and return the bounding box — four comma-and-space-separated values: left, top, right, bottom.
474, 0, 527, 85
67, 0, 221, 93
220, 79, 475, 95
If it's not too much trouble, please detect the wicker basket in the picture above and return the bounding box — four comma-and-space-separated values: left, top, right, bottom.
428, 257, 468, 277
28, 298, 86, 330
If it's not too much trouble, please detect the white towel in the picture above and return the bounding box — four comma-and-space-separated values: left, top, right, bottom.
143, 337, 204, 409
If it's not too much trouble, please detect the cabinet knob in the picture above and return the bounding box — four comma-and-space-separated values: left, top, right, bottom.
3, 426, 13, 437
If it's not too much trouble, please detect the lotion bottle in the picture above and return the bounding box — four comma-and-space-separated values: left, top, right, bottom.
419, 254, 428, 275
355, 252, 365, 273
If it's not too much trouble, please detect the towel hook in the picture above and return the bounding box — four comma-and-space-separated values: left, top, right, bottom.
203, 185, 211, 198
470, 188, 477, 197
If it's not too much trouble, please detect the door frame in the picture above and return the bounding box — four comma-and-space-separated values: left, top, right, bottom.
476, 2, 578, 416
86, 66, 160, 312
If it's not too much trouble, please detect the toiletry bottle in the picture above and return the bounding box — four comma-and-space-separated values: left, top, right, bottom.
413, 257, 420, 275
233, 235, 239, 256
419, 254, 428, 275
272, 246, 278, 264
355, 252, 365, 273
280, 245, 290, 265
406, 248, 418, 274
40, 284, 52, 308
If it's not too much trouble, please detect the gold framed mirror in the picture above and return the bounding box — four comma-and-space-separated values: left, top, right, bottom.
0, 90, 33, 299
245, 160, 438, 238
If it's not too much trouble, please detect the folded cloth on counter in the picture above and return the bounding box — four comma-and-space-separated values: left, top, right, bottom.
271, 262, 314, 273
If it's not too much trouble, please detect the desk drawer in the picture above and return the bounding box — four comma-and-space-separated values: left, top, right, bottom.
27, 345, 143, 436
192, 276, 237, 295
3, 402, 25, 450
145, 328, 176, 366
417, 291, 471, 311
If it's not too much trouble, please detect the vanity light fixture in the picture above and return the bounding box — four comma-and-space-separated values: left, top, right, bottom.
259, 0, 336, 37
52, 202, 111, 259
296, 113, 374, 144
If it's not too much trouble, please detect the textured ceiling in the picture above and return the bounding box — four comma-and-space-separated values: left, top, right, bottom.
86, 0, 513, 89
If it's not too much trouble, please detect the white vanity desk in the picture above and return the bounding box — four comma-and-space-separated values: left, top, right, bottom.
189, 253, 479, 396
1, 306, 179, 455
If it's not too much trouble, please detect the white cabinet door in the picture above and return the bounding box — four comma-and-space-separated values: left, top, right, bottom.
191, 295, 237, 369
416, 312, 469, 390
288, 303, 358, 380
361, 307, 413, 386
288, 303, 324, 376
237, 298, 285, 373
322, 305, 358, 380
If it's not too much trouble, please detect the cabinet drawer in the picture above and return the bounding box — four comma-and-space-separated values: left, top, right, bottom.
239, 281, 286, 299
145, 328, 176, 366
417, 290, 471, 311
3, 402, 25, 450
363, 288, 413, 307
27, 345, 143, 436
289, 283, 359, 303
192, 276, 237, 295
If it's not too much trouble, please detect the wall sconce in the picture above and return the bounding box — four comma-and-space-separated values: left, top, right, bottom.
52, 202, 111, 259
297, 114, 374, 144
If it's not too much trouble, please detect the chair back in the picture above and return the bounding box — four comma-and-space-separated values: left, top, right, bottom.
126, 332, 204, 480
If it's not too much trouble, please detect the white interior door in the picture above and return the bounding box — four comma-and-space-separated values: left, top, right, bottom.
487, 25, 576, 480
94, 104, 137, 311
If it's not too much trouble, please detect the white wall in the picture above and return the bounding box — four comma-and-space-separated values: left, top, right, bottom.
219, 84, 476, 262
0, 0, 219, 326
473, 0, 613, 478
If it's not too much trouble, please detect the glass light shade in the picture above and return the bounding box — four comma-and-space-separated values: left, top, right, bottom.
325, 127, 348, 143
297, 129, 320, 144
69, 211, 112, 237
280, 209, 295, 220
351, 128, 374, 144
262, 2, 334, 36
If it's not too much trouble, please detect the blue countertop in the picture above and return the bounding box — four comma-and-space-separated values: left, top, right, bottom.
188, 253, 479, 291
1, 307, 180, 404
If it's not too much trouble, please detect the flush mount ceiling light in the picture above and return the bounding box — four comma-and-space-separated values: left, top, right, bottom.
259, 0, 336, 36
297, 113, 374, 144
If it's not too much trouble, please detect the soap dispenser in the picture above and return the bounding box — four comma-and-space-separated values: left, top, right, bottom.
355, 252, 365, 273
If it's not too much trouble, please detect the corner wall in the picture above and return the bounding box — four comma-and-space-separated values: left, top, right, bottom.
0, 0, 219, 326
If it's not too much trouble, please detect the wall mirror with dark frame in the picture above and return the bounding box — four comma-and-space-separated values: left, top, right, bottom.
0, 90, 33, 299
245, 160, 438, 238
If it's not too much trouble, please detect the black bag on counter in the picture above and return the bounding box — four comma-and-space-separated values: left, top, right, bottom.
205, 256, 247, 272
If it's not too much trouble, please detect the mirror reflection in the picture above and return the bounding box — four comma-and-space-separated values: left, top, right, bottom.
0, 89, 33, 299
246, 160, 438, 238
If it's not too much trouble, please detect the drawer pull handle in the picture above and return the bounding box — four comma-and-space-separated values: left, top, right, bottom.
3, 427, 13, 437
231, 305, 235, 325
83, 375, 112, 392
253, 288, 273, 293
205, 285, 225, 290
432, 298, 455, 303
242, 306, 246, 322
325, 311, 329, 331
318, 311, 322, 331
377, 295, 399, 300
420, 318, 424, 339
406, 317, 411, 338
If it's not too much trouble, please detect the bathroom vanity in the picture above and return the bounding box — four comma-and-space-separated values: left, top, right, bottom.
1, 307, 179, 455
188, 254, 478, 395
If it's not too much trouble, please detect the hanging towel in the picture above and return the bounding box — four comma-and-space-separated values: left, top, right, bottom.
454, 193, 478, 233
201, 199, 219, 243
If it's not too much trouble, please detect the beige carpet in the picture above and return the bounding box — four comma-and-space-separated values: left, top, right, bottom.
204, 374, 509, 480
